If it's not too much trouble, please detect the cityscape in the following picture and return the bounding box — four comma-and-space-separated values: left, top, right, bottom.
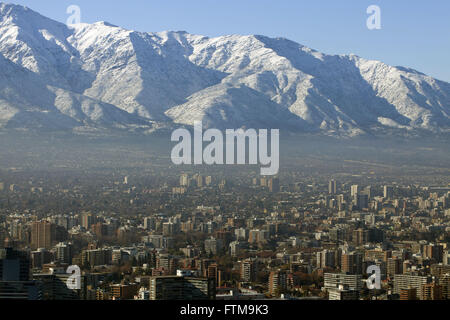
0, 0, 449, 310
0, 136, 449, 301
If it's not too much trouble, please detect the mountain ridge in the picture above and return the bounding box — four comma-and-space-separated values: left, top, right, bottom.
0, 2, 449, 137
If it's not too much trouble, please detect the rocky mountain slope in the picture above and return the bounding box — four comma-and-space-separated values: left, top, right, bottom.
0, 3, 449, 136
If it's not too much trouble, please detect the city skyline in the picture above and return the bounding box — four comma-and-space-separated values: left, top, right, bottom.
0, 0, 448, 307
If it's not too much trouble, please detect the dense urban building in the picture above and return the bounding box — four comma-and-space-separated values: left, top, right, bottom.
149, 276, 215, 300
0, 168, 449, 300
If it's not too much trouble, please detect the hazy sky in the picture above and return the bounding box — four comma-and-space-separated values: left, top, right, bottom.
6, 0, 450, 82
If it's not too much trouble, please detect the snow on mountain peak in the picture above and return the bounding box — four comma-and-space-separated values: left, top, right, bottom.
0, 3, 448, 137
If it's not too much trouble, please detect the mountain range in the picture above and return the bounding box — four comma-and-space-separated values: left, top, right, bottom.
0, 2, 449, 137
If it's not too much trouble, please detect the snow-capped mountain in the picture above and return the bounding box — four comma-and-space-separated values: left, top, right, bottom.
0, 3, 449, 136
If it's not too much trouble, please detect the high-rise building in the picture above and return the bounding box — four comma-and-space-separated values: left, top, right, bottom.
329, 180, 337, 195
0, 248, 30, 281
111, 283, 139, 300
394, 274, 431, 299
218, 179, 227, 191
324, 273, 363, 292
330, 227, 348, 242
384, 186, 394, 200
31, 221, 55, 250
268, 178, 280, 193
0, 228, 7, 248
337, 194, 345, 210
180, 174, 189, 187
91, 222, 107, 238
55, 242, 73, 264
81, 213, 95, 230
352, 229, 369, 245
240, 259, 257, 282
423, 244, 444, 263
421, 283, 443, 300
229, 241, 244, 257
204, 263, 220, 287
441, 274, 450, 300
216, 230, 232, 248
328, 286, 359, 300
234, 228, 248, 241
365, 249, 391, 263
356, 194, 369, 210
0, 248, 42, 300
268, 271, 287, 296
341, 252, 363, 274
351, 185, 359, 198
430, 264, 450, 278
363, 186, 372, 199
149, 276, 215, 300
147, 235, 164, 249
81, 249, 112, 268
248, 229, 268, 244
94, 288, 111, 300
400, 288, 417, 300
387, 258, 403, 278
204, 237, 223, 256
156, 254, 177, 275
260, 177, 267, 187
31, 248, 52, 269
196, 175, 204, 188
162, 222, 179, 236
143, 217, 155, 231
368, 228, 385, 243
33, 270, 87, 300
317, 250, 336, 269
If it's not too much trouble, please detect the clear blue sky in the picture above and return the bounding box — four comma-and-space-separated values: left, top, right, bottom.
7, 0, 450, 82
